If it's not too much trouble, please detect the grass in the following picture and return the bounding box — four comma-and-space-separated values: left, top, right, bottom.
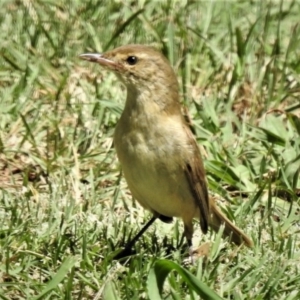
0, 0, 300, 299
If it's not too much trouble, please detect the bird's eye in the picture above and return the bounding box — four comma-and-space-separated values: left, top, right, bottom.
126, 56, 138, 65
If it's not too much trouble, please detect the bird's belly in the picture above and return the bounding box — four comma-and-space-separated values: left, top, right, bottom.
126, 170, 197, 219
115, 130, 198, 219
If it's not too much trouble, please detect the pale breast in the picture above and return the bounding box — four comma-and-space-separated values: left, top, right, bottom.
114, 114, 198, 219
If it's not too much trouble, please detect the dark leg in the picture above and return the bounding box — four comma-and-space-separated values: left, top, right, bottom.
113, 215, 157, 260
187, 238, 194, 264
184, 221, 194, 264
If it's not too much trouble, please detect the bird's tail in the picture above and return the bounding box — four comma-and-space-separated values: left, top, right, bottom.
209, 198, 253, 248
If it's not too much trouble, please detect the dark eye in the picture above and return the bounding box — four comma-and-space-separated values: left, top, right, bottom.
126, 56, 138, 65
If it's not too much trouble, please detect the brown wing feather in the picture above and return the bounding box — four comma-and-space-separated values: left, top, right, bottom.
183, 125, 210, 234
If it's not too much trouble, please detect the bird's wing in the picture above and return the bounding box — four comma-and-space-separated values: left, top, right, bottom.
183, 125, 209, 234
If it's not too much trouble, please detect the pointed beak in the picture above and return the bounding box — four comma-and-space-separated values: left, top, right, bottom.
79, 53, 121, 70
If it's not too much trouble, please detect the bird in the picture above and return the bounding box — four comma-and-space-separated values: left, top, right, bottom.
79, 44, 253, 259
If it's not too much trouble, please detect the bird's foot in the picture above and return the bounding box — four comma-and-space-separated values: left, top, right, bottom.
113, 247, 136, 260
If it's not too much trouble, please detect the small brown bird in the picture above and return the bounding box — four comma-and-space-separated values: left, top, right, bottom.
80, 45, 253, 258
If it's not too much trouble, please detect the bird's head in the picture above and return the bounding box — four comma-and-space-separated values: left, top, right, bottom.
79, 44, 179, 93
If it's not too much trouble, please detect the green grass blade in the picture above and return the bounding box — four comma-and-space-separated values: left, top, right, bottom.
32, 256, 77, 300
147, 259, 223, 300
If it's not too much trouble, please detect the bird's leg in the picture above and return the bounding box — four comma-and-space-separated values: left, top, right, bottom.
186, 237, 193, 251
184, 221, 194, 264
125, 215, 157, 249
113, 215, 157, 260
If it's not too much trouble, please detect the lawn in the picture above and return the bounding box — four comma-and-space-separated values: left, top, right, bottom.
0, 0, 300, 299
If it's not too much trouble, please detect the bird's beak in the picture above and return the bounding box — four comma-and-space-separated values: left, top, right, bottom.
79, 53, 120, 70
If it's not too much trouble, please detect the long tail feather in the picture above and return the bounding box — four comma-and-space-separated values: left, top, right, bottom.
209, 198, 253, 248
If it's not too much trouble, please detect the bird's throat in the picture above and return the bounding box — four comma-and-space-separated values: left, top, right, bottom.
124, 81, 181, 119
